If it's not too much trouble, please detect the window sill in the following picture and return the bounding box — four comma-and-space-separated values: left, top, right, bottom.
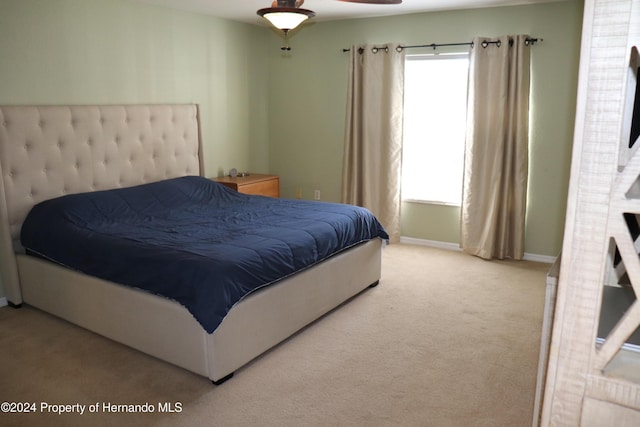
402, 198, 461, 207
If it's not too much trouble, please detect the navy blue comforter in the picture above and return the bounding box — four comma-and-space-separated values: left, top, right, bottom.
20, 176, 388, 333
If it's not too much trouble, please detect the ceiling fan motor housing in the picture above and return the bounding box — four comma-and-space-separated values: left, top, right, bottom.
275, 0, 299, 7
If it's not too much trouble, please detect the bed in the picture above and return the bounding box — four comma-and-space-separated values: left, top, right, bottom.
0, 104, 386, 384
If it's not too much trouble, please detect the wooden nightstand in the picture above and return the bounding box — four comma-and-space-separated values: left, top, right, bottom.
212, 174, 280, 198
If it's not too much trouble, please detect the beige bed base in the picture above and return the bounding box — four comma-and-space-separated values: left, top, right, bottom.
0, 105, 382, 383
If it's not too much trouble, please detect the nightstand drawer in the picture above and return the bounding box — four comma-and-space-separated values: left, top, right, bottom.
238, 178, 279, 197
212, 174, 280, 198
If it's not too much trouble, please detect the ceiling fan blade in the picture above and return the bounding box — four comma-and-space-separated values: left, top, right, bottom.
338, 0, 402, 4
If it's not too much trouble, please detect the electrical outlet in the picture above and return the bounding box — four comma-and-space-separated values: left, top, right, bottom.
314, 190, 321, 200
295, 188, 302, 199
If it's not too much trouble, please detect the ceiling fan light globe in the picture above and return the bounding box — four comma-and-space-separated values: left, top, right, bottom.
257, 8, 315, 31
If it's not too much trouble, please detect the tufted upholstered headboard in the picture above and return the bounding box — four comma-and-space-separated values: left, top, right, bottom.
0, 104, 204, 304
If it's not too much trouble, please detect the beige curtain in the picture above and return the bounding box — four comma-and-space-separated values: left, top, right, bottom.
461, 35, 531, 260
341, 43, 405, 243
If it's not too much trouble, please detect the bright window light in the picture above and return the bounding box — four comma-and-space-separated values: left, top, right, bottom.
402, 54, 469, 205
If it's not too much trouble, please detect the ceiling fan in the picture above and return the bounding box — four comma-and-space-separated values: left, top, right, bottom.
257, 0, 402, 33
257, 0, 401, 50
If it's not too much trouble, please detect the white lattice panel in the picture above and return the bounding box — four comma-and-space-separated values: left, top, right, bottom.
541, 0, 640, 425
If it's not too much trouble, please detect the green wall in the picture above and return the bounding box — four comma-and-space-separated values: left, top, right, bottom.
0, 0, 270, 176
266, 0, 583, 258
0, 0, 269, 300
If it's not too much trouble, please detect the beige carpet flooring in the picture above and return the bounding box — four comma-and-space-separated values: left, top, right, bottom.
0, 243, 550, 427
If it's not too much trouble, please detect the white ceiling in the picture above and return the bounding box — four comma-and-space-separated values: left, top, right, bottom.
134, 0, 566, 26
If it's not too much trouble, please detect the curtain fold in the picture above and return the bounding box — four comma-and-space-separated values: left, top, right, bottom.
341, 43, 405, 243
461, 35, 531, 260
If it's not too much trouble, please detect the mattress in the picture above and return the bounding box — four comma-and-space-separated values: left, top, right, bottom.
20, 176, 388, 333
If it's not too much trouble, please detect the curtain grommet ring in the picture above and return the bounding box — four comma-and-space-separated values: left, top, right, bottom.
396, 46, 404, 52
481, 40, 489, 48
372, 47, 379, 54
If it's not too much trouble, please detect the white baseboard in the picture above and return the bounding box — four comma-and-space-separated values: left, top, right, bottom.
399, 236, 557, 264
0, 297, 7, 308
523, 252, 557, 264
400, 237, 461, 252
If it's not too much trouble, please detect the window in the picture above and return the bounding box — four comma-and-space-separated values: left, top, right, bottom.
401, 54, 470, 205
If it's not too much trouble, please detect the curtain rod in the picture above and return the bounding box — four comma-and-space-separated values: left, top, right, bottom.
342, 37, 542, 53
